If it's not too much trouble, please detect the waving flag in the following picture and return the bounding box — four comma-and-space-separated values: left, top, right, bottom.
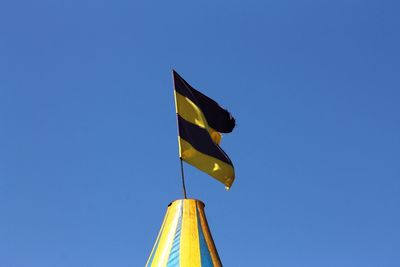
173, 70, 236, 189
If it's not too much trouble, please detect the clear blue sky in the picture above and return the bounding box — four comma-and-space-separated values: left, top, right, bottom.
1, 0, 399, 266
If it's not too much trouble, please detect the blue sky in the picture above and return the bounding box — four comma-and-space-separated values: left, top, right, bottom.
1, 0, 399, 266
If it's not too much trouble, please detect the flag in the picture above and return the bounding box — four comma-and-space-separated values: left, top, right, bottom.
173, 70, 236, 189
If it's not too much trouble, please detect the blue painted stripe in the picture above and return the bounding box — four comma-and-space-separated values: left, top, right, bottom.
167, 201, 183, 267
146, 211, 170, 267
196, 204, 214, 267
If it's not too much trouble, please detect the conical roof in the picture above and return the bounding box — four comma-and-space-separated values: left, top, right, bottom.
146, 199, 222, 267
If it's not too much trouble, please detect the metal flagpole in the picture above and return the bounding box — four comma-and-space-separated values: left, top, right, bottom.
180, 158, 187, 199
173, 69, 188, 199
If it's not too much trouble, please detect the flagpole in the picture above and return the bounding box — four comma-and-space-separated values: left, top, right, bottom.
180, 158, 187, 199
173, 69, 188, 199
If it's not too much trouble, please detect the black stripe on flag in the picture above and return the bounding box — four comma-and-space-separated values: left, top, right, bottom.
173, 70, 235, 133
178, 115, 233, 165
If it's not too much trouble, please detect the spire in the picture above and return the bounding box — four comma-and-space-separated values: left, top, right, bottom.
145, 199, 222, 267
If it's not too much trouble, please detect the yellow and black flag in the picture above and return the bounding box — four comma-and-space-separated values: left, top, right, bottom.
173, 70, 236, 189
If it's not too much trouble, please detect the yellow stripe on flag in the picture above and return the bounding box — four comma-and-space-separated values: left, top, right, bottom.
179, 138, 234, 188
175, 91, 222, 145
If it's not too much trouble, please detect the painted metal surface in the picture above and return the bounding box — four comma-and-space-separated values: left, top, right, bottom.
146, 199, 222, 267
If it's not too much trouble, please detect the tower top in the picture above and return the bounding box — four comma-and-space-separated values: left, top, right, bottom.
146, 199, 222, 267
